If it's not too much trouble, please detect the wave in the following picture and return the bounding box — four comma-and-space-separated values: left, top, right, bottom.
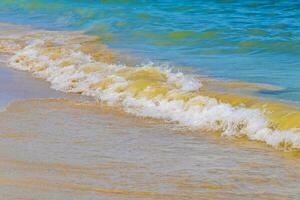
1, 24, 300, 150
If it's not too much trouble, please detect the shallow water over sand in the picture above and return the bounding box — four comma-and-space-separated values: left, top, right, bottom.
2, 23, 300, 149
0, 67, 300, 199
1, 23, 300, 199
1, 101, 300, 199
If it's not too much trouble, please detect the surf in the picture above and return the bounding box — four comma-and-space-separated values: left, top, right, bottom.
1, 24, 300, 150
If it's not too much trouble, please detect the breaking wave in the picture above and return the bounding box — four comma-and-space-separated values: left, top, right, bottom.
1, 26, 300, 150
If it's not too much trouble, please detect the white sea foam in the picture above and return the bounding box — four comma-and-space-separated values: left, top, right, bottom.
2, 30, 300, 150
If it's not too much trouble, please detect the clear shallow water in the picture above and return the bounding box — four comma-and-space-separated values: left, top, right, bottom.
3, 58, 300, 200
0, 0, 300, 102
1, 50, 300, 199
1, 96, 300, 199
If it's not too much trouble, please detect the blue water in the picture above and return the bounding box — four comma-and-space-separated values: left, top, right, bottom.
1, 0, 300, 102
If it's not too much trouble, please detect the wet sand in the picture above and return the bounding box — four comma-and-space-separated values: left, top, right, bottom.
0, 66, 69, 109
1, 65, 300, 199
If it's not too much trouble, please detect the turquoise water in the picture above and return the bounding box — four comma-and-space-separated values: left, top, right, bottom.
1, 0, 300, 102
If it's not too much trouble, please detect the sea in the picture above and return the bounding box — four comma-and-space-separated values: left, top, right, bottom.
0, 1, 300, 199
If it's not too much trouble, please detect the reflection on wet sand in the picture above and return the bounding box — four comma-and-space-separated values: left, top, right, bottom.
0, 98, 300, 199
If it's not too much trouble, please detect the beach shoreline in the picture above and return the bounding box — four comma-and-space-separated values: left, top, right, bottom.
1, 22, 300, 150
1, 1, 300, 198
1, 22, 300, 200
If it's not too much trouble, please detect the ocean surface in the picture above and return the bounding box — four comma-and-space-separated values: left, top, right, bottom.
1, 1, 300, 199
0, 0, 300, 102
